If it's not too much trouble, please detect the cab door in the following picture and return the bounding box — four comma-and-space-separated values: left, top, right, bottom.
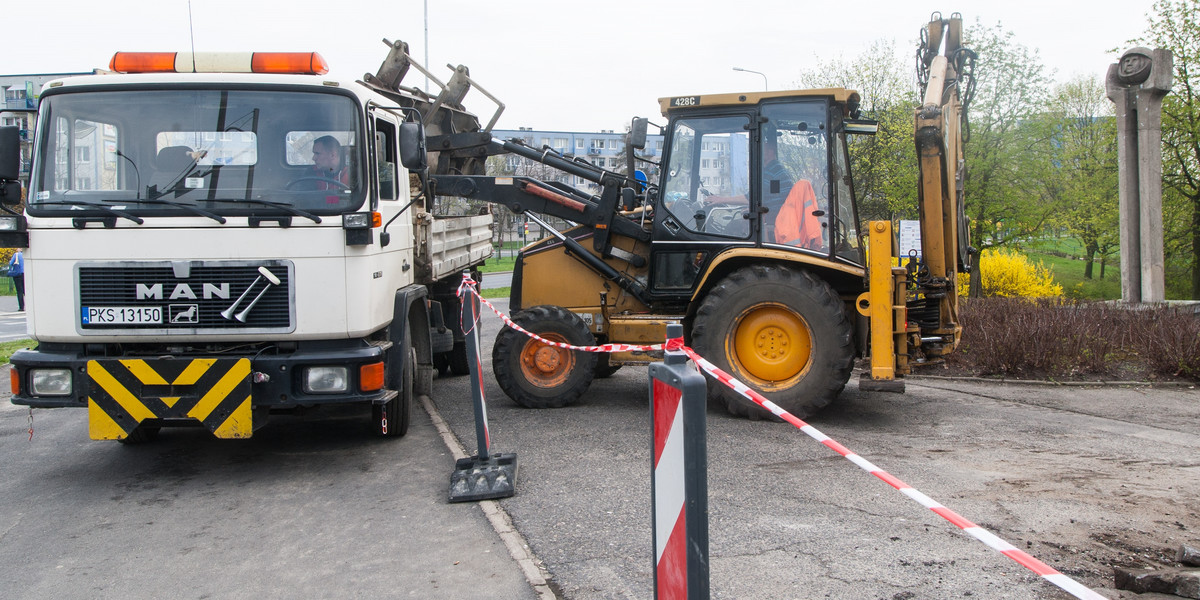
649, 113, 755, 295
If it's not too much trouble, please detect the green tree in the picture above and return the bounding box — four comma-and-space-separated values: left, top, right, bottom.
795, 39, 918, 221
1132, 0, 1200, 298
961, 20, 1054, 296
1030, 77, 1119, 279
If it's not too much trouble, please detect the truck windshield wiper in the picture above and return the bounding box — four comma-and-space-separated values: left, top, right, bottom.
36, 200, 144, 225
104, 198, 227, 223
207, 199, 321, 223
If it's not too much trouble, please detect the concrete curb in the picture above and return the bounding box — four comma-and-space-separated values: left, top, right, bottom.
419, 393, 558, 600
904, 374, 1197, 388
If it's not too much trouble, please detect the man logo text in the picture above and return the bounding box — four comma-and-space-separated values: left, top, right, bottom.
136, 283, 230, 300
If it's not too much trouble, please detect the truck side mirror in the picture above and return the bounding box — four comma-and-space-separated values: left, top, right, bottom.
0, 127, 20, 181
399, 121, 428, 171
629, 117, 648, 150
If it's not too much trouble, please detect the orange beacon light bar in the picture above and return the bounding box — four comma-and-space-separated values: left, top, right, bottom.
109, 52, 329, 75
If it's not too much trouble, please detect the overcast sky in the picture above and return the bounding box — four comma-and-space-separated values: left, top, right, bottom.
3, 0, 1159, 131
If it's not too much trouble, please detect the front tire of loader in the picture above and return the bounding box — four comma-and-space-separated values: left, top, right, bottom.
691, 265, 854, 420
493, 305, 598, 408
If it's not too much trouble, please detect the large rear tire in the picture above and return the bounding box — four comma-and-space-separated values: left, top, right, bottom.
493, 305, 598, 408
691, 265, 854, 420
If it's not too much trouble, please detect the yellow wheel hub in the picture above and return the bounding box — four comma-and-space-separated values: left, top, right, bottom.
730, 304, 812, 386
520, 333, 574, 389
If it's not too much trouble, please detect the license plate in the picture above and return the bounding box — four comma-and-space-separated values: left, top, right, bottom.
82, 306, 163, 325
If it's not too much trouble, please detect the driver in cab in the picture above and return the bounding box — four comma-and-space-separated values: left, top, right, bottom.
310, 135, 351, 190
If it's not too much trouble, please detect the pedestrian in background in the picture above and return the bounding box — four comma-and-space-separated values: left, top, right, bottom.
9, 250, 24, 311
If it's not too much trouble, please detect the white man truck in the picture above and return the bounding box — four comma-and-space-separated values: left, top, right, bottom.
0, 41, 495, 441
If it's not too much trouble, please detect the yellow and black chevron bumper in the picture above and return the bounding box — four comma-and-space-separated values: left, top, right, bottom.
86, 358, 252, 440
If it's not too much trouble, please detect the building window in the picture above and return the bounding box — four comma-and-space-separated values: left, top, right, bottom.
591, 139, 604, 150
576, 138, 584, 150
78, 146, 92, 163
608, 139, 620, 150
553, 137, 567, 149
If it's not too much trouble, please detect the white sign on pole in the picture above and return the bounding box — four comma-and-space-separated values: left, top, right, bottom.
899, 220, 921, 259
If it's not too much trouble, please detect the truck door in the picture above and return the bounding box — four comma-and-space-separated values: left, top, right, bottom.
649, 114, 753, 294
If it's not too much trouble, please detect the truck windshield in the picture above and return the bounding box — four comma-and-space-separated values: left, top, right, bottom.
28, 88, 366, 218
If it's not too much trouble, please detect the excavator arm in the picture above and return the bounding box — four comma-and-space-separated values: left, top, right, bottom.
862, 12, 976, 389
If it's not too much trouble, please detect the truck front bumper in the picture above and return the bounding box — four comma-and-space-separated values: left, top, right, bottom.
10, 341, 396, 439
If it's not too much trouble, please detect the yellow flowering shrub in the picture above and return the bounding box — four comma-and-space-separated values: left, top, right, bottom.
957, 248, 1063, 298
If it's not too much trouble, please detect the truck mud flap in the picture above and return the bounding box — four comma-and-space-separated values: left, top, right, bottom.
86, 358, 252, 440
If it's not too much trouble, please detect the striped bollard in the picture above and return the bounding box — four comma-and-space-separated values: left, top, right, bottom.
448, 272, 517, 503
649, 324, 709, 600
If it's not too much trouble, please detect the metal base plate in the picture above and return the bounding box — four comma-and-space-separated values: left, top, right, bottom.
858, 375, 907, 393
449, 452, 518, 503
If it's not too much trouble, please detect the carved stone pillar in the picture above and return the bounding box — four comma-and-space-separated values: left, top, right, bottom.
1105, 47, 1173, 304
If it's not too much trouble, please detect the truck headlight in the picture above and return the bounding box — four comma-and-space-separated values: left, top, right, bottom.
30, 368, 73, 396
303, 366, 348, 394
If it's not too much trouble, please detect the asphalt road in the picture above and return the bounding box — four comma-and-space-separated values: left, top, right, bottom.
0, 392, 539, 599
482, 271, 512, 289
0, 294, 28, 342
3, 294, 1197, 599
432, 298, 1200, 600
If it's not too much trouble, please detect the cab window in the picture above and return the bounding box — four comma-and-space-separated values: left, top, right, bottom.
659, 115, 751, 239
761, 102, 830, 253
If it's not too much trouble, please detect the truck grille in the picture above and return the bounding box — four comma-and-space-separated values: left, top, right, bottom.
77, 261, 294, 333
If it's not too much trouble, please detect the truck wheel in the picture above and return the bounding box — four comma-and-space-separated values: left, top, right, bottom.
493, 305, 598, 408
434, 353, 451, 376
691, 265, 854, 420
448, 342, 471, 376
118, 423, 161, 444
594, 353, 622, 378
373, 328, 413, 437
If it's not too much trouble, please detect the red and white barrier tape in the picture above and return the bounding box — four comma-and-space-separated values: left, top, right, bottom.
456, 278, 1104, 600
457, 277, 669, 354
676, 345, 1104, 600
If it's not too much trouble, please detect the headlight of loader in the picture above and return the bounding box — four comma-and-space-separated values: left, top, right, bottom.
303, 366, 349, 394
30, 369, 73, 396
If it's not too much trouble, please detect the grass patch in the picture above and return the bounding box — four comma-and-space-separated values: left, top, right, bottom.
1024, 250, 1121, 300
0, 338, 34, 364
480, 286, 510, 300
479, 256, 517, 273
1022, 238, 1121, 300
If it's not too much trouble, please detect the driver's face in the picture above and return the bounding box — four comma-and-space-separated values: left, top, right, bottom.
313, 143, 339, 173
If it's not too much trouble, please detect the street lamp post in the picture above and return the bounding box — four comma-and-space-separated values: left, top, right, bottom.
732, 67, 768, 90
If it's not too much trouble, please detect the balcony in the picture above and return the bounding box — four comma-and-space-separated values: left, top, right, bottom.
4, 99, 35, 111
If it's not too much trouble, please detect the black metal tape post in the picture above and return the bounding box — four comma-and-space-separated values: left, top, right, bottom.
449, 272, 517, 503
648, 323, 710, 599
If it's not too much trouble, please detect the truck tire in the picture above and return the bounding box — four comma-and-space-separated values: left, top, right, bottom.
373, 328, 413, 437
118, 422, 161, 444
448, 342, 471, 376
691, 265, 854, 420
435, 294, 472, 376
593, 353, 622, 378
493, 305, 598, 408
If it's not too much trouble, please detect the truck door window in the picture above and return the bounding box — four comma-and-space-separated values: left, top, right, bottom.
761, 102, 830, 253
660, 115, 751, 239
372, 118, 398, 201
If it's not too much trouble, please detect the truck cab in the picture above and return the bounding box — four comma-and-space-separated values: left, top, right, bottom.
2, 50, 492, 440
